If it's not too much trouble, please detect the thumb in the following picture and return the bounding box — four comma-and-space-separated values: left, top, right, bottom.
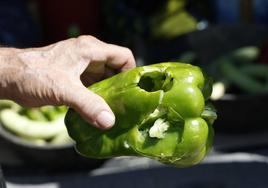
65, 84, 115, 129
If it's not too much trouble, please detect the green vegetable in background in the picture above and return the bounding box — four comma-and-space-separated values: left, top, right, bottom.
150, 0, 197, 39
65, 62, 216, 167
210, 46, 268, 95
0, 101, 72, 146
219, 59, 268, 94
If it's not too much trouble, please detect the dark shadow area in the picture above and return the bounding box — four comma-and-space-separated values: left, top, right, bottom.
3, 161, 268, 188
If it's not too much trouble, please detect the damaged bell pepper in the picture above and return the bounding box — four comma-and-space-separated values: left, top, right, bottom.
65, 62, 216, 167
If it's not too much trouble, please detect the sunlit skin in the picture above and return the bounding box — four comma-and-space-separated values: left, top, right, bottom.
0, 35, 136, 129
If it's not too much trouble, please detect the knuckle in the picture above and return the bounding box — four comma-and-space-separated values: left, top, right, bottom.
77, 35, 98, 47
123, 47, 133, 56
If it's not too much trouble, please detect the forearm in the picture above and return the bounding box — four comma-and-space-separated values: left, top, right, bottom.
0, 47, 23, 100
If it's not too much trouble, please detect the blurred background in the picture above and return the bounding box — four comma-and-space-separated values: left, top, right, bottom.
1, 0, 268, 187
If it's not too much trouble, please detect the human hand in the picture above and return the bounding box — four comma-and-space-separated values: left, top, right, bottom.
0, 36, 136, 129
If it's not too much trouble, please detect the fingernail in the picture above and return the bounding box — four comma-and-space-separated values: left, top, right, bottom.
96, 111, 115, 129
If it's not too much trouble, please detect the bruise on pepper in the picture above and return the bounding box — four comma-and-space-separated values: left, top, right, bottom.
65, 62, 217, 167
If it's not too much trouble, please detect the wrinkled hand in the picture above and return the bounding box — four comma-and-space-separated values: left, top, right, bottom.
0, 36, 136, 129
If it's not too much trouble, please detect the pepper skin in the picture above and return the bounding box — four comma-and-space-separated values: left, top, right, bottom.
65, 62, 216, 167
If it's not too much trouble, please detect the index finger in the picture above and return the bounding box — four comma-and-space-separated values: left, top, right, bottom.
104, 44, 136, 72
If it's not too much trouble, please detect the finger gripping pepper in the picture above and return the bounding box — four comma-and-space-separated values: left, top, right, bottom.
65, 62, 216, 167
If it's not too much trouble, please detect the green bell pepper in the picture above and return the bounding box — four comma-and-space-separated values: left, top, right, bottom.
65, 62, 216, 167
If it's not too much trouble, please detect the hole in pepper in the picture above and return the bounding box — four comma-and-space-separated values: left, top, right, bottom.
138, 71, 173, 92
